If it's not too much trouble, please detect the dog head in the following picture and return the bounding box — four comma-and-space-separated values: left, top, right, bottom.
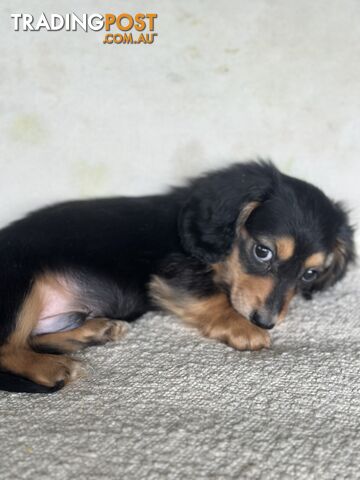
180, 161, 355, 329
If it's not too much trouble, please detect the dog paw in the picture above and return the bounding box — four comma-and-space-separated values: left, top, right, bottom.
205, 319, 271, 351
227, 324, 271, 351
30, 354, 85, 388
82, 318, 128, 345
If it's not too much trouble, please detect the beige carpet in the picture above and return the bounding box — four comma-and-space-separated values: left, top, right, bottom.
0, 268, 359, 479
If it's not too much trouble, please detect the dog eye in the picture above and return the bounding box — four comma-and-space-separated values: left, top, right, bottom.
253, 244, 273, 262
302, 269, 318, 283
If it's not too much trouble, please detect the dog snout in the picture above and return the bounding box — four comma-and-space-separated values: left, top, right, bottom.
250, 311, 275, 330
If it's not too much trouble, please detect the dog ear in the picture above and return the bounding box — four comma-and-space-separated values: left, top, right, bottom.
304, 211, 355, 299
179, 162, 276, 263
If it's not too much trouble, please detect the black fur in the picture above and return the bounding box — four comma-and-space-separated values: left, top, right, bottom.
0, 372, 64, 393
179, 162, 276, 263
0, 161, 355, 393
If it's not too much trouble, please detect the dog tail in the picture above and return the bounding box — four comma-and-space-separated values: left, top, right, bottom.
0, 371, 63, 393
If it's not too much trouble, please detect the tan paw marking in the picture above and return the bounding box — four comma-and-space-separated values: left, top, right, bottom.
82, 318, 128, 344
32, 355, 85, 387
205, 317, 271, 351
0, 347, 85, 388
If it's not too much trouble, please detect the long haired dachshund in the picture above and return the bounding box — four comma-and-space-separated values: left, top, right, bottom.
0, 161, 355, 393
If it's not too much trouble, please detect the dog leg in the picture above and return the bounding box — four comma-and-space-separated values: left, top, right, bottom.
0, 274, 86, 391
32, 318, 128, 353
150, 277, 270, 350
0, 345, 84, 389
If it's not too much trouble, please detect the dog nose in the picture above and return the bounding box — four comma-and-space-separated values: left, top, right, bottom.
250, 311, 275, 330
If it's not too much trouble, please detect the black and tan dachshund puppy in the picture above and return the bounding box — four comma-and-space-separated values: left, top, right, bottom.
0, 161, 355, 393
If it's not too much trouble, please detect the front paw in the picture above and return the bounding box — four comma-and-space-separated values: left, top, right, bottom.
205, 320, 271, 351
228, 323, 271, 350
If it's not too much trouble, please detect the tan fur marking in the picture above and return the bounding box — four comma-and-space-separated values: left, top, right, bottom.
8, 283, 43, 348
7, 273, 75, 348
32, 318, 127, 353
276, 236, 295, 261
150, 276, 189, 319
0, 273, 85, 387
221, 247, 274, 319
0, 346, 84, 387
304, 252, 326, 269
236, 201, 260, 228
277, 289, 295, 324
150, 278, 270, 350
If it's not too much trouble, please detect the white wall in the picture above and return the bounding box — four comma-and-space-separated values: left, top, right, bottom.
1, 0, 359, 242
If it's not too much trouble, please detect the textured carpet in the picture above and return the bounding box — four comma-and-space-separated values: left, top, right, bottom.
0, 268, 359, 480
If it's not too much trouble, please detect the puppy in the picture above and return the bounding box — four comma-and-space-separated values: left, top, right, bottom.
0, 161, 355, 393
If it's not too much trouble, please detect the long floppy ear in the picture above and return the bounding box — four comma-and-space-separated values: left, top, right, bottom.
306, 210, 356, 297
178, 161, 276, 263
